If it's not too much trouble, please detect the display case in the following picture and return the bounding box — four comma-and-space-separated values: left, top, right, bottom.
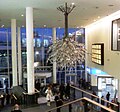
92, 43, 104, 65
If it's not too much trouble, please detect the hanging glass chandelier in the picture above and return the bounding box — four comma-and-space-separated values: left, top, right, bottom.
47, 3, 86, 67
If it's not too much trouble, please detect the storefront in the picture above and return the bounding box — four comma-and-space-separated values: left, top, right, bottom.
87, 67, 118, 94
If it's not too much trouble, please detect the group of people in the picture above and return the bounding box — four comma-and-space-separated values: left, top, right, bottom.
0, 92, 22, 112
0, 91, 11, 108
45, 83, 70, 112
78, 78, 91, 90
91, 91, 119, 111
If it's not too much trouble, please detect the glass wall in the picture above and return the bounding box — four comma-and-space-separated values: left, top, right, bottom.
0, 27, 85, 86
0, 28, 11, 76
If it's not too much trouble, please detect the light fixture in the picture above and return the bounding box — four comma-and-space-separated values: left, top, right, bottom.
35, 51, 39, 55
47, 3, 86, 67
98, 16, 100, 18
72, 3, 75, 5
21, 14, 24, 17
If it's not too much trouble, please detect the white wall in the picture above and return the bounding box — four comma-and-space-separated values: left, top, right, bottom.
85, 10, 120, 80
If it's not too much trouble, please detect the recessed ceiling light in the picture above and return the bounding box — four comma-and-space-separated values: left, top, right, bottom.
72, 3, 75, 5
21, 14, 24, 17
98, 16, 100, 18
77, 26, 79, 28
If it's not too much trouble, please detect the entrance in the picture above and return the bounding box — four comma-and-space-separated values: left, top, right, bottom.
98, 76, 118, 100
0, 75, 9, 93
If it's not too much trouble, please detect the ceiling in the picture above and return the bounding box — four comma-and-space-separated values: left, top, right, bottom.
0, 0, 120, 28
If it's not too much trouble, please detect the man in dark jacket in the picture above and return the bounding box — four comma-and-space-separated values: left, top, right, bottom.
54, 92, 63, 112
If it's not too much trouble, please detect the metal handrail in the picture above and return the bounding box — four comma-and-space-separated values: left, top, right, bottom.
70, 85, 118, 107
46, 97, 116, 112
22, 88, 40, 95
46, 97, 83, 112
12, 94, 17, 100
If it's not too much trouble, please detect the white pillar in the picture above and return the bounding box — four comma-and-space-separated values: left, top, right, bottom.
52, 28, 57, 83
11, 19, 18, 87
91, 75, 98, 90
17, 27, 22, 85
85, 29, 88, 82
26, 7, 34, 94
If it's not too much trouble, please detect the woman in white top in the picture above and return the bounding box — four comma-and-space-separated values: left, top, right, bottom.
45, 86, 53, 106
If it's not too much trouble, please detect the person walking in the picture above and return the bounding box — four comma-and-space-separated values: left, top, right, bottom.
45, 86, 53, 106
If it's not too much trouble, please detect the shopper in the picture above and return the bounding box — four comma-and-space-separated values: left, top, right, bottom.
106, 92, 110, 101
45, 86, 53, 106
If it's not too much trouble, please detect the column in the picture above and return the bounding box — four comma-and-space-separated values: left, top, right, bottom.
91, 75, 98, 90
85, 29, 88, 82
17, 27, 22, 85
52, 28, 57, 83
26, 7, 34, 94
11, 19, 18, 87
85, 49, 87, 82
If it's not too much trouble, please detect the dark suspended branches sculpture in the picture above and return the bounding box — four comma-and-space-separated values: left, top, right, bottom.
47, 3, 86, 67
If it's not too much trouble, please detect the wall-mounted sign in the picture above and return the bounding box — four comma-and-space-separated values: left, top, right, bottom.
92, 43, 104, 65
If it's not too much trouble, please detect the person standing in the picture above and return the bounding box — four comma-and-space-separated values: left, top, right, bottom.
6, 93, 10, 105
59, 84, 65, 100
35, 79, 40, 91
106, 92, 110, 101
54, 92, 63, 112
101, 96, 105, 111
65, 83, 70, 100
45, 86, 53, 106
